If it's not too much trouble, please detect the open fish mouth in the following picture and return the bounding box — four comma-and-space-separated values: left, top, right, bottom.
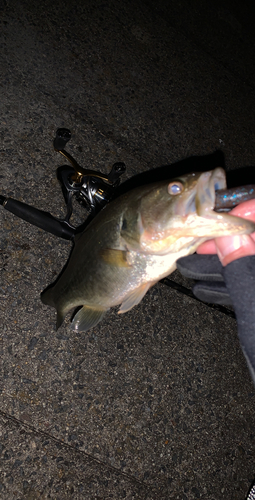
166, 168, 255, 240
167, 168, 226, 218
171, 168, 228, 218
184, 168, 255, 215
195, 168, 227, 217
195, 167, 255, 213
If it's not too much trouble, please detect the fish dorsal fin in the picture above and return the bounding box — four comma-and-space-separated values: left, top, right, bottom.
71, 305, 107, 332
100, 248, 131, 267
118, 282, 155, 314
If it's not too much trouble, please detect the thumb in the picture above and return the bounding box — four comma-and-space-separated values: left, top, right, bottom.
215, 234, 255, 266
215, 199, 255, 266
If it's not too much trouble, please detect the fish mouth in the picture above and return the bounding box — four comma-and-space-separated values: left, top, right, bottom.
174, 167, 255, 238
195, 167, 227, 217
194, 169, 255, 214
140, 167, 255, 255
180, 167, 227, 217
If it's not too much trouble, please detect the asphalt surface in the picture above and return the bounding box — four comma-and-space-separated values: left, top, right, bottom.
1, 0, 255, 498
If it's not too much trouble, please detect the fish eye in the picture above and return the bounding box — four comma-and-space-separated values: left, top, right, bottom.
168, 181, 184, 195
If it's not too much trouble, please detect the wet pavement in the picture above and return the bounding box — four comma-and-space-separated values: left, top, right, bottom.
1, 0, 255, 498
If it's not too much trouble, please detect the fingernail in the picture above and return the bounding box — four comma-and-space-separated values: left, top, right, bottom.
216, 234, 251, 262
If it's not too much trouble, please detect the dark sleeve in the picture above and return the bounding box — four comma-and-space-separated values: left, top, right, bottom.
223, 255, 255, 384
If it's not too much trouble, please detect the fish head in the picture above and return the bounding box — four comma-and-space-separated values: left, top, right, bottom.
139, 167, 255, 254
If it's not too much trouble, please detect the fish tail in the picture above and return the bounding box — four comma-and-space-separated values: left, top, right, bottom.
71, 305, 107, 332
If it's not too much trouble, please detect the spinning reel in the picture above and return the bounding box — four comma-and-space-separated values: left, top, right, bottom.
0, 129, 126, 240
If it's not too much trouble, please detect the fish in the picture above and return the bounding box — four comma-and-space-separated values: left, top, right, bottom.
41, 167, 255, 332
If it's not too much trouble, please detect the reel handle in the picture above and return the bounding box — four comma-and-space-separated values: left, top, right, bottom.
107, 162, 126, 184
53, 128, 71, 151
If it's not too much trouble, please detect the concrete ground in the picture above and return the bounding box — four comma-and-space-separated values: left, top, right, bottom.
1, 0, 255, 498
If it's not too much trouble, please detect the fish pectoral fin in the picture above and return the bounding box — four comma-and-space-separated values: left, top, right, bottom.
71, 305, 107, 332
100, 248, 131, 267
118, 282, 155, 314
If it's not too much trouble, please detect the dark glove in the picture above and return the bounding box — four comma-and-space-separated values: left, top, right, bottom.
176, 254, 232, 305
177, 254, 255, 385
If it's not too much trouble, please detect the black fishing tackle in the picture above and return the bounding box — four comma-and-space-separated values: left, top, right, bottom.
0, 129, 126, 240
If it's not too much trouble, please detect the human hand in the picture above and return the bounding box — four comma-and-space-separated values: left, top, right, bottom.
176, 199, 255, 306
177, 199, 255, 385
177, 198, 255, 385
197, 199, 255, 266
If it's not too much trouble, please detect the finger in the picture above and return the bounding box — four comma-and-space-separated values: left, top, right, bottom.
216, 234, 255, 266
215, 199, 255, 265
229, 198, 255, 223
196, 239, 217, 254
197, 199, 255, 256
228, 199, 255, 242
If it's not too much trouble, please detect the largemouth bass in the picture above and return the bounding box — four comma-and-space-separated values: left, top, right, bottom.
41, 168, 255, 332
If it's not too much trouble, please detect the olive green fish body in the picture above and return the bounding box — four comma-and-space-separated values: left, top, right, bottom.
41, 168, 255, 331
